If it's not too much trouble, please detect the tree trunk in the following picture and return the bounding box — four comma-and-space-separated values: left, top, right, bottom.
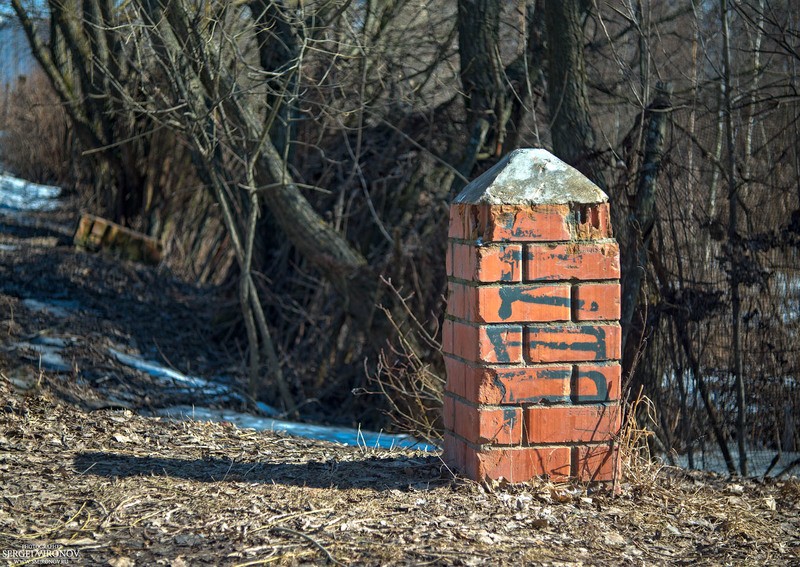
620, 82, 672, 360
721, 0, 747, 476
456, 0, 504, 159
544, 1, 605, 188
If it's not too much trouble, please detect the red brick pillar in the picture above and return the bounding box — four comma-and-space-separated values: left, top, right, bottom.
442, 149, 622, 483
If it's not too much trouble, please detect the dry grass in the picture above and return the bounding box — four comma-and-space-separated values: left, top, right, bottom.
1, 378, 798, 566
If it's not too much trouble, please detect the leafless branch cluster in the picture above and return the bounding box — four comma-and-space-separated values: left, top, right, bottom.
4, 1, 798, 468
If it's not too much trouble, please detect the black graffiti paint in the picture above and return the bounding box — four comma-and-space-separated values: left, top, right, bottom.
499, 247, 522, 282
529, 325, 609, 359
492, 372, 508, 400
502, 407, 519, 429
497, 367, 571, 404
484, 325, 521, 363
572, 299, 600, 312
497, 286, 569, 320
573, 369, 609, 402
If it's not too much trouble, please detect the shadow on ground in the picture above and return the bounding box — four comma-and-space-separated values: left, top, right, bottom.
73, 451, 448, 490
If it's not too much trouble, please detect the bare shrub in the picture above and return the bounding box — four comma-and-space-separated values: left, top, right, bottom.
360, 278, 445, 444
619, 390, 662, 488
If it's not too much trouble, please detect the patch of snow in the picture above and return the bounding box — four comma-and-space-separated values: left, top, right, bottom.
109, 348, 232, 397
0, 171, 61, 211
0, 243, 17, 251
7, 306, 434, 450
154, 405, 435, 452
32, 336, 73, 348
256, 401, 280, 417
107, 348, 433, 450
22, 298, 78, 318
13, 341, 71, 372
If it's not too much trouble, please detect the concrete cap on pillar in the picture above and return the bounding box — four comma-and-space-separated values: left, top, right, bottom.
454, 148, 608, 206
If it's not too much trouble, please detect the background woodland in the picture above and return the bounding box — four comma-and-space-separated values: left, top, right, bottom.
2, 0, 799, 475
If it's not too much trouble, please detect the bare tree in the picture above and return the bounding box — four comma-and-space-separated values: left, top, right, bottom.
8, 0, 798, 460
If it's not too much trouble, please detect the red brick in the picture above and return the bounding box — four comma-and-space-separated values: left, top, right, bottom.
445, 241, 453, 276
464, 365, 571, 405
447, 320, 523, 363
448, 282, 570, 323
527, 324, 621, 362
445, 283, 464, 320
442, 394, 455, 430
573, 443, 619, 482
442, 318, 454, 356
448, 204, 472, 239
453, 399, 522, 445
525, 241, 620, 281
574, 203, 612, 240
573, 283, 621, 321
443, 432, 457, 464
467, 446, 572, 482
573, 363, 622, 402
462, 443, 479, 480
449, 242, 523, 282
478, 204, 572, 242
443, 432, 466, 473
524, 405, 621, 444
443, 355, 467, 398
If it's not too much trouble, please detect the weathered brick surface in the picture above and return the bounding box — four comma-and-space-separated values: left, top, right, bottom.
447, 204, 473, 240
471, 446, 573, 482
450, 396, 523, 445
573, 363, 622, 402
478, 204, 573, 242
525, 241, 620, 281
443, 356, 467, 398
444, 319, 523, 364
575, 202, 613, 240
442, 432, 465, 472
443, 149, 621, 485
527, 324, 621, 363
523, 404, 621, 444
442, 395, 455, 430
573, 444, 620, 482
572, 283, 621, 321
444, 358, 620, 404
447, 282, 571, 323
448, 242, 523, 282
466, 364, 572, 405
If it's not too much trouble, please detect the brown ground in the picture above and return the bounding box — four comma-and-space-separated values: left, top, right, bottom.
2, 383, 799, 566
0, 200, 243, 413
1, 202, 799, 566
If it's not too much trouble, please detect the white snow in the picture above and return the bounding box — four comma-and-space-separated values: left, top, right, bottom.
154, 405, 435, 451
0, 171, 61, 211
109, 348, 232, 397
22, 298, 78, 318
13, 339, 72, 372
109, 347, 435, 451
